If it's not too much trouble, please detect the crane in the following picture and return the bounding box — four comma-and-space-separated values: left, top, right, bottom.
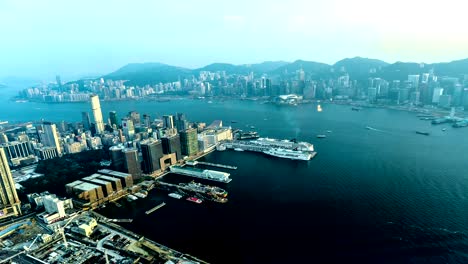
56, 213, 80, 249
24, 234, 41, 252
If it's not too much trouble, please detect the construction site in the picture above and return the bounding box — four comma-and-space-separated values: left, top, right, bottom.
0, 211, 207, 264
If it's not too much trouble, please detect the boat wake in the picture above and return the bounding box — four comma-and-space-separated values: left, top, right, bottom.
365, 126, 385, 132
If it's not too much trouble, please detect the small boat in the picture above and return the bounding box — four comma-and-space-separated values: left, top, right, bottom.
168, 193, 183, 199
234, 148, 244, 152
186, 197, 203, 204
127, 194, 138, 201
216, 144, 227, 151
416, 131, 430, 136
231, 120, 238, 123
316, 135, 326, 138
442, 128, 447, 131
351, 107, 361, 111
326, 130, 332, 133
317, 104, 323, 112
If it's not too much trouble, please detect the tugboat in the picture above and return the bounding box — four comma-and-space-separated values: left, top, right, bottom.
186, 197, 203, 204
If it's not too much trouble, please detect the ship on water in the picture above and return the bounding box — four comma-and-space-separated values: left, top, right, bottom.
179, 181, 228, 198
169, 166, 232, 183
263, 148, 313, 160
187, 197, 203, 204
235, 130, 260, 140
221, 137, 316, 161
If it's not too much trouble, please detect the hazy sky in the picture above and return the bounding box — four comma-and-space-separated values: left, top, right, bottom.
1, 0, 468, 81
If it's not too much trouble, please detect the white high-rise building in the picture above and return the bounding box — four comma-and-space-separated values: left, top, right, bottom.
90, 95, 105, 134
39, 122, 62, 156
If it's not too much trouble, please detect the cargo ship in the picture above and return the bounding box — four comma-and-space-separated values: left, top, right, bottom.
186, 197, 203, 204
169, 166, 232, 183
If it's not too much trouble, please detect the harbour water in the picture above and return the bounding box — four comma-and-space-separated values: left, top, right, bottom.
2, 85, 468, 263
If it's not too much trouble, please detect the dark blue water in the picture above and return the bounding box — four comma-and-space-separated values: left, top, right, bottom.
3, 85, 468, 263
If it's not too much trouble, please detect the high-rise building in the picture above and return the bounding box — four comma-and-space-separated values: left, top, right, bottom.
109, 111, 118, 128
81, 112, 91, 131
175, 113, 188, 132
0, 148, 21, 218
109, 145, 125, 171
162, 134, 182, 160
142, 114, 151, 128
140, 139, 164, 174
162, 115, 174, 129
180, 128, 199, 157
90, 95, 105, 134
38, 122, 62, 156
121, 118, 135, 141
408, 75, 420, 91
0, 133, 8, 144
122, 148, 142, 180
56, 75, 62, 87
129, 111, 140, 125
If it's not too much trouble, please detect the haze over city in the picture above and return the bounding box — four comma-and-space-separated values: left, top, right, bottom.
1, 0, 468, 81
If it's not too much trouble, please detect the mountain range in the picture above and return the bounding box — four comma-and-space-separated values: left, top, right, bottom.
103, 57, 468, 85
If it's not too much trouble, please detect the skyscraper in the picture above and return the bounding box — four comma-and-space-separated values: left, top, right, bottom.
142, 114, 151, 128
38, 122, 62, 156
121, 118, 135, 141
162, 115, 174, 129
140, 139, 164, 174
109, 111, 118, 128
175, 113, 188, 132
109, 145, 125, 171
90, 95, 105, 134
122, 148, 142, 180
162, 134, 182, 160
129, 111, 140, 125
180, 128, 199, 157
81, 112, 91, 131
0, 148, 21, 218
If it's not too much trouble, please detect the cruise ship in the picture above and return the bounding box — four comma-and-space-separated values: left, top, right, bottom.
263, 148, 313, 160
252, 138, 314, 152
221, 137, 316, 161
169, 166, 232, 183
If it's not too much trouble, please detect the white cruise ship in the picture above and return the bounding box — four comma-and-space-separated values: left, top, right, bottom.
263, 148, 313, 160
253, 138, 314, 152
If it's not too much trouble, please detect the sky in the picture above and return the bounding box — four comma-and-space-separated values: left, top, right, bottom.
1, 0, 468, 81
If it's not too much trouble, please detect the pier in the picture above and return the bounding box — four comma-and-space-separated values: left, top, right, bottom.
186, 160, 237, 170
145, 202, 166, 215
157, 181, 201, 193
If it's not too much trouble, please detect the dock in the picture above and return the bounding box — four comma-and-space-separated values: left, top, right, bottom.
145, 202, 166, 215
158, 181, 202, 194
186, 160, 237, 170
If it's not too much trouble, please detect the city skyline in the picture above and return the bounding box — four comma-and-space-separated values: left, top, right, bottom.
1, 0, 468, 81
